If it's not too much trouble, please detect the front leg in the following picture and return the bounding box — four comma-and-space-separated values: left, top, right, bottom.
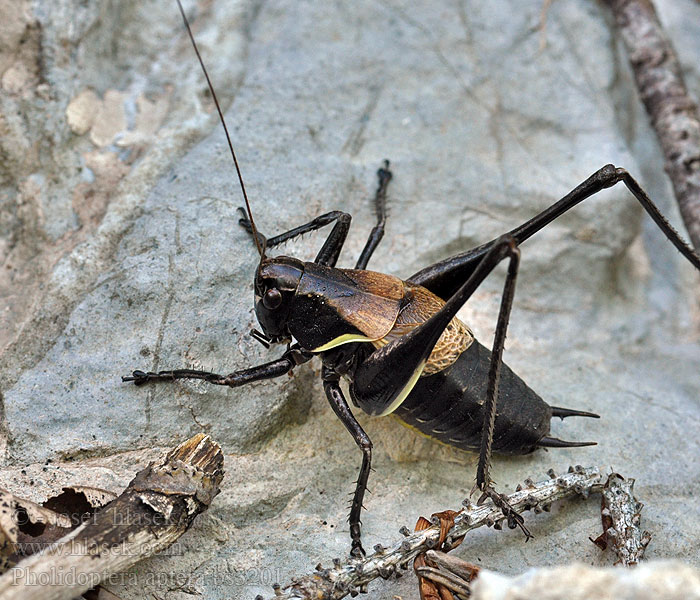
122, 346, 312, 386
238, 208, 351, 267
322, 366, 372, 557
354, 160, 393, 270
238, 160, 394, 268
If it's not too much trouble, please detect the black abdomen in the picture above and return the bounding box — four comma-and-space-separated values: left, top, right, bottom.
393, 340, 552, 455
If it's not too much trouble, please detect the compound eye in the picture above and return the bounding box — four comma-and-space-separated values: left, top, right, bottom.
263, 287, 283, 310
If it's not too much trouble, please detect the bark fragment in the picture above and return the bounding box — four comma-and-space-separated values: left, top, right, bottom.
0, 434, 224, 600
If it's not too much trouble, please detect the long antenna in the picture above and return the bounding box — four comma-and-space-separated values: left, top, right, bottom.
176, 0, 265, 258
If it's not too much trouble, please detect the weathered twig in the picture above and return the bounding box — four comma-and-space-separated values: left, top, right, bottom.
590, 473, 651, 565
415, 472, 652, 597
605, 0, 700, 250
262, 466, 602, 600
0, 433, 224, 600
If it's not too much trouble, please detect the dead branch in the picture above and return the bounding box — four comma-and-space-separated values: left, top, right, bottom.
590, 473, 651, 565
605, 0, 700, 250
261, 466, 602, 600
0, 433, 224, 600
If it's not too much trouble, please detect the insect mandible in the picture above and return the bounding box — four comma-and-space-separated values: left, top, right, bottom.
123, 1, 700, 557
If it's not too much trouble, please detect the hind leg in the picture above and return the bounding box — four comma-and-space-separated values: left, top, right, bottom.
408, 165, 700, 300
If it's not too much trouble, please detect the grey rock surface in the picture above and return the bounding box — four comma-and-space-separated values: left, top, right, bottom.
1, 0, 699, 598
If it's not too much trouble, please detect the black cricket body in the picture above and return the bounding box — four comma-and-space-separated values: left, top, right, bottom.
124, 1, 700, 557
256, 256, 566, 454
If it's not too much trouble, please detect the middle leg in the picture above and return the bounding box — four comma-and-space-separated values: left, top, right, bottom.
322, 366, 373, 557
